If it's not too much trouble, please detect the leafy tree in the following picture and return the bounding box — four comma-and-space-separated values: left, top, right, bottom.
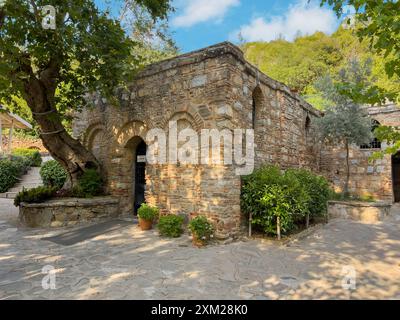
321, 0, 400, 157
315, 60, 374, 196
0, 0, 172, 187
242, 28, 400, 109
321, 0, 400, 77
119, 0, 178, 65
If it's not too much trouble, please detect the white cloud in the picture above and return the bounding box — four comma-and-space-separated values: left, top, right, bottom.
231, 0, 337, 42
172, 0, 240, 28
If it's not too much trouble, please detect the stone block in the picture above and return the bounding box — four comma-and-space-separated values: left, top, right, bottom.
191, 75, 207, 88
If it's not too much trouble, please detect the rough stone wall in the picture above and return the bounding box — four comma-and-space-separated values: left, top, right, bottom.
223, 52, 321, 171
73, 42, 321, 238
19, 197, 120, 228
321, 105, 400, 201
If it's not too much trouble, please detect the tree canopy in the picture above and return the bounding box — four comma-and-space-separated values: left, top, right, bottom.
0, 0, 173, 185
321, 0, 400, 78
242, 27, 400, 110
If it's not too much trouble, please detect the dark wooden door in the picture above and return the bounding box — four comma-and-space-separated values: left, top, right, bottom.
134, 141, 147, 214
392, 153, 400, 202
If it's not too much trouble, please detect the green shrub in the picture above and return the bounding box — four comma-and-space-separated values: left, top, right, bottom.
14, 186, 57, 207
0, 159, 19, 192
40, 160, 67, 189
241, 165, 332, 237
137, 203, 159, 221
77, 169, 103, 197
9, 155, 31, 176
158, 215, 184, 237
285, 169, 331, 218
12, 148, 42, 167
189, 216, 214, 243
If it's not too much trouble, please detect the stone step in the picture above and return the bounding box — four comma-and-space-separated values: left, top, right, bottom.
9, 184, 42, 192
0, 192, 17, 199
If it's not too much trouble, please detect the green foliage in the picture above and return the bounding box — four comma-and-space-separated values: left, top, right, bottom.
285, 169, 331, 218
40, 160, 67, 190
371, 125, 400, 159
315, 60, 375, 146
75, 168, 103, 197
12, 148, 42, 167
0, 1, 173, 176
120, 0, 178, 66
158, 215, 184, 238
14, 186, 57, 207
321, 0, 400, 78
0, 159, 18, 193
241, 166, 332, 236
137, 203, 159, 221
0, 155, 33, 192
242, 27, 400, 109
188, 216, 214, 243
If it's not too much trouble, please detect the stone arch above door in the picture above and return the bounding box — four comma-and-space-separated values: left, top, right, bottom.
116, 120, 149, 148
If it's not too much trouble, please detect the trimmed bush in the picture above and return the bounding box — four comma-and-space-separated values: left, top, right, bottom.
137, 203, 159, 221
40, 160, 67, 189
189, 216, 214, 244
0, 159, 19, 192
12, 148, 42, 167
158, 215, 184, 237
76, 169, 103, 197
9, 155, 31, 176
241, 165, 332, 237
0, 155, 33, 193
14, 186, 57, 207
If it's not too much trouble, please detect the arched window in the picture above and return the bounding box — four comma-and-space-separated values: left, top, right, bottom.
305, 115, 311, 135
252, 86, 263, 129
360, 120, 381, 149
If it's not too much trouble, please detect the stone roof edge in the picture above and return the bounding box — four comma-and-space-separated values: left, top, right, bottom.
136, 41, 322, 117
368, 104, 400, 115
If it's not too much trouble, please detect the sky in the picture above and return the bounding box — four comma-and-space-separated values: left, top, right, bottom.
97, 0, 352, 53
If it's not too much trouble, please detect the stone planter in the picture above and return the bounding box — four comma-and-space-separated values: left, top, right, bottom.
19, 196, 120, 228
328, 200, 392, 223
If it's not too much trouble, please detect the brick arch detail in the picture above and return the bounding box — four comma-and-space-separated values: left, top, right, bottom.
160, 109, 204, 132
116, 120, 149, 148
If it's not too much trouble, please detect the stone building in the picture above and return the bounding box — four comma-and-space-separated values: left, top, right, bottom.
73, 42, 321, 239
321, 104, 400, 202
73, 42, 400, 238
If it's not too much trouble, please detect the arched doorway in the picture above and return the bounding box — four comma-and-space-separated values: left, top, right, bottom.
392, 152, 400, 202
134, 140, 147, 214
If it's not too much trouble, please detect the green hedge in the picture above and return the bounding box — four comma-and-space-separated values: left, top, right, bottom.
14, 186, 57, 207
0, 156, 31, 193
40, 160, 67, 189
12, 148, 42, 167
241, 165, 332, 237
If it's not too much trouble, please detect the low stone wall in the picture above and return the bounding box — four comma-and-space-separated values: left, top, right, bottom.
328, 200, 392, 223
19, 196, 120, 228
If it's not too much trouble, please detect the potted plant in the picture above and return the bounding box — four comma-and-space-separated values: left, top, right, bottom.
137, 203, 159, 231
188, 216, 214, 247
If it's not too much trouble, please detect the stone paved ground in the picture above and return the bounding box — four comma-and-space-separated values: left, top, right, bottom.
0, 200, 399, 300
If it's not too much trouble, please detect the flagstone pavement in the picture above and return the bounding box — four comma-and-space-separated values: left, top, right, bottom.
0, 199, 399, 300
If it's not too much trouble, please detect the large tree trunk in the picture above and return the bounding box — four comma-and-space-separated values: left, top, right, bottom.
23, 66, 99, 188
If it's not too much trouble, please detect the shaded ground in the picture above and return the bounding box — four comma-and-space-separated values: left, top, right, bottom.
0, 200, 399, 300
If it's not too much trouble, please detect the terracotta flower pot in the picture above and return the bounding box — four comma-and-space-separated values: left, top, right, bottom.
139, 218, 153, 231
192, 234, 205, 247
